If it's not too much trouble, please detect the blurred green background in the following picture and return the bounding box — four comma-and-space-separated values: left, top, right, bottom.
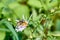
0, 0, 60, 40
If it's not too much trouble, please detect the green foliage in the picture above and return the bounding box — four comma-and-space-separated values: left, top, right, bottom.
0, 0, 60, 40
0, 31, 5, 40
27, 0, 42, 8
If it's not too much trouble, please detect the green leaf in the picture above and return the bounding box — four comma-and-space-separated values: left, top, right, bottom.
0, 22, 6, 40
9, 2, 29, 19
41, 0, 58, 10
27, 0, 42, 8
0, 31, 5, 40
35, 37, 42, 40
2, 0, 15, 5
2, 19, 19, 40
0, 3, 4, 9
2, 7, 13, 18
8, 2, 20, 9
24, 27, 32, 36
16, 0, 22, 2
50, 0, 58, 7
0, 28, 10, 32
16, 0, 26, 2
51, 31, 60, 37
32, 8, 37, 21
46, 0, 50, 4
55, 19, 60, 31
47, 0, 58, 9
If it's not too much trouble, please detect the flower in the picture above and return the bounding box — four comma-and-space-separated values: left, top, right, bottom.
15, 25, 26, 32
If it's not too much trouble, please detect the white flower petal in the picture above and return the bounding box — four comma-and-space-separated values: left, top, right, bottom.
15, 26, 26, 32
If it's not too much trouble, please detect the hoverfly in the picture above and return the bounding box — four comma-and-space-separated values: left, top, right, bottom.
15, 20, 28, 32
